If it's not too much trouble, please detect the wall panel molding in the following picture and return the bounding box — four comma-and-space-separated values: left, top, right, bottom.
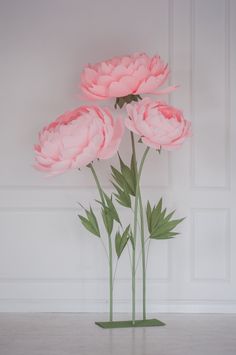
0, 0, 234, 313
0, 298, 236, 313
190, 0, 231, 190
190, 208, 231, 283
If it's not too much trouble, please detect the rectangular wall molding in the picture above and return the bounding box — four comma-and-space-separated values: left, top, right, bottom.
190, 208, 231, 282
190, 0, 231, 190
0, 0, 235, 313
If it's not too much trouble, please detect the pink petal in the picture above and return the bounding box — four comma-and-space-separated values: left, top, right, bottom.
81, 67, 98, 84
98, 117, 124, 159
81, 85, 106, 100
108, 81, 131, 97
154, 85, 179, 95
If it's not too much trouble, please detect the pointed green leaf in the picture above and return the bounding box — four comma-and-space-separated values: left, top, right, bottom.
146, 198, 184, 241
89, 206, 100, 233
103, 193, 121, 225
102, 207, 114, 236
111, 166, 133, 196
78, 214, 100, 238
150, 232, 179, 240
115, 231, 122, 257
112, 182, 132, 208
151, 207, 167, 232
114, 192, 132, 208
111, 166, 126, 188
117, 225, 130, 258
155, 218, 185, 236
118, 154, 136, 196
146, 201, 152, 232
155, 198, 163, 215
115, 227, 130, 258
129, 229, 135, 250
165, 210, 176, 223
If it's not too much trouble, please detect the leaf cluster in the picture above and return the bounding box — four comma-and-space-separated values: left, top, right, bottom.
146, 198, 184, 240
78, 206, 100, 238
111, 154, 137, 208
97, 192, 121, 236
115, 225, 130, 258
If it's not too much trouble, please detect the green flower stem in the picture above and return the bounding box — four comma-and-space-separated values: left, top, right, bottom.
136, 147, 149, 320
130, 132, 138, 325
88, 163, 106, 205
145, 239, 151, 270
138, 177, 147, 320
108, 235, 113, 321
127, 244, 132, 269
112, 259, 119, 287
88, 163, 113, 322
135, 238, 150, 272
132, 183, 138, 325
130, 132, 149, 324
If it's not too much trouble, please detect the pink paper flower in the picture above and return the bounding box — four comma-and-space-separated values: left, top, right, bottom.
125, 98, 191, 151
34, 106, 124, 175
80, 52, 176, 100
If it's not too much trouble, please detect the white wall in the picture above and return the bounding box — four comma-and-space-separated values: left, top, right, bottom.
0, 0, 235, 313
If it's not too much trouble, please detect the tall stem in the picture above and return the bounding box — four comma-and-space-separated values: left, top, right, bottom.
88, 163, 113, 322
137, 166, 148, 320
108, 235, 113, 321
130, 132, 149, 324
136, 147, 149, 321
130, 132, 138, 325
89, 163, 105, 205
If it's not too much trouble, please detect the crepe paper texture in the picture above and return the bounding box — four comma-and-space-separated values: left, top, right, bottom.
34, 52, 191, 328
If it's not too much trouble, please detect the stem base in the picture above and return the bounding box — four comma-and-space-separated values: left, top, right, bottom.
95, 318, 166, 329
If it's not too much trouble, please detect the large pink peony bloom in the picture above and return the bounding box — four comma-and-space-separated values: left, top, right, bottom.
80, 52, 176, 100
34, 106, 124, 175
125, 98, 191, 151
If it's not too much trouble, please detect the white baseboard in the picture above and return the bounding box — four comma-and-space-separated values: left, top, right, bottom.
1, 299, 236, 313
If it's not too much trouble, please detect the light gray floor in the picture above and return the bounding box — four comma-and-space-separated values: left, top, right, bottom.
0, 313, 236, 355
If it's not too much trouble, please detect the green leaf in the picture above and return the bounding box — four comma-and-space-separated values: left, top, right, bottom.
112, 182, 132, 208
103, 193, 121, 225
154, 218, 185, 237
146, 201, 152, 231
165, 210, 176, 223
78, 212, 100, 238
115, 231, 122, 256
118, 154, 136, 196
155, 198, 163, 216
155, 210, 176, 230
115, 226, 130, 258
151, 207, 166, 233
111, 166, 132, 194
96, 192, 122, 224
112, 182, 131, 208
129, 229, 135, 250
114, 192, 132, 208
150, 232, 179, 240
146, 198, 184, 240
111, 153, 137, 197
88, 207, 100, 232
102, 206, 114, 236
